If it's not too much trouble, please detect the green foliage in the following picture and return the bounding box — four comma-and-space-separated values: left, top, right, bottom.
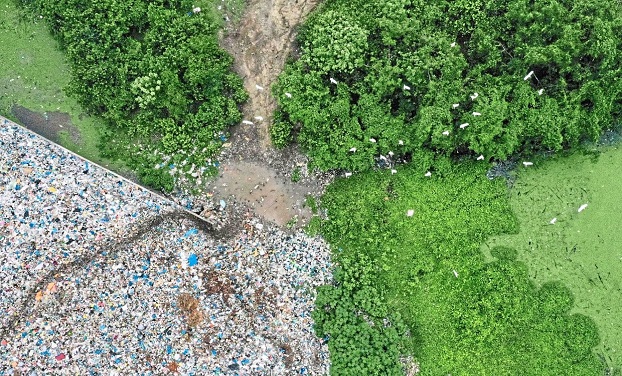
313, 252, 410, 375
299, 10, 369, 74
304, 195, 318, 214
269, 109, 294, 148
21, 0, 247, 191
291, 167, 301, 182
275, 0, 622, 172
136, 164, 175, 192
315, 161, 604, 375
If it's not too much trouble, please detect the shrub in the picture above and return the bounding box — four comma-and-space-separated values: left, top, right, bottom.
274, 0, 622, 172
313, 252, 410, 375
23, 0, 247, 190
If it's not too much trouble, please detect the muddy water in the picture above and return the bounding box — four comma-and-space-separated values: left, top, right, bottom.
209, 161, 313, 226
210, 0, 328, 227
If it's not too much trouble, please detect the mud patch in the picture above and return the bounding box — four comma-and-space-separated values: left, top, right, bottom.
210, 161, 317, 226
11, 104, 81, 145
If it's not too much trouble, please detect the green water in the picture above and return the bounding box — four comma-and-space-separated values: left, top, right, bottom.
0, 0, 128, 171
483, 146, 622, 370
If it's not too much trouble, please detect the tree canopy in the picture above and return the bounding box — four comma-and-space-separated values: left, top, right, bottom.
273, 0, 622, 172
24, 0, 247, 191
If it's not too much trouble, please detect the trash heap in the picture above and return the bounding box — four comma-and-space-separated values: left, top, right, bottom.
0, 118, 332, 374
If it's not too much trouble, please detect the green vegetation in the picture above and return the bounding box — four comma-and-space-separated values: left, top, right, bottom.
314, 252, 411, 375
304, 194, 318, 214
315, 161, 603, 374
291, 166, 302, 182
484, 146, 622, 372
0, 0, 123, 169
19, 0, 247, 191
274, 0, 622, 172
277, 0, 621, 373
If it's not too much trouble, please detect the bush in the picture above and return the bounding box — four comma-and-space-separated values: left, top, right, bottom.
23, 0, 247, 191
313, 252, 410, 375
274, 0, 622, 172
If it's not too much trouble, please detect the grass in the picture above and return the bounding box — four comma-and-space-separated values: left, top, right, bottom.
0, 0, 127, 172
317, 160, 603, 375
482, 146, 622, 372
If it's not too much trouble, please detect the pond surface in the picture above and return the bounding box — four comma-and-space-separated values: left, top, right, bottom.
483, 146, 622, 371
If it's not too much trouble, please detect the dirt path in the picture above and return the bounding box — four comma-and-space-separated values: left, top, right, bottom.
221, 0, 319, 148
209, 0, 331, 227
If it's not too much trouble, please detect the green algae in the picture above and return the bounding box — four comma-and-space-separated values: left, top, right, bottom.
483, 146, 622, 371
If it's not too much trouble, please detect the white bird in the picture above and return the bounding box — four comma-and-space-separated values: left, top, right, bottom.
398, 140, 404, 145
477, 155, 484, 161
578, 204, 588, 212
452, 103, 460, 109
388, 151, 394, 157
345, 172, 353, 178
242, 120, 254, 125
254, 116, 264, 121
369, 138, 377, 143
549, 217, 557, 224
442, 130, 450, 136
255, 84, 264, 91
192, 6, 201, 13
459, 123, 469, 129
470, 92, 479, 100
523, 161, 533, 166
349, 147, 357, 152
391, 169, 397, 174
524, 71, 534, 81
453, 270, 459, 278
285, 92, 292, 98
425, 171, 432, 177
538, 88, 545, 95
403, 84, 411, 90
330, 77, 338, 84
407, 209, 415, 217
450, 42, 457, 48
472, 112, 481, 116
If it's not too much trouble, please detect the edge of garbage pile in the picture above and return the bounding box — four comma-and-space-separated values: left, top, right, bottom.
0, 114, 211, 225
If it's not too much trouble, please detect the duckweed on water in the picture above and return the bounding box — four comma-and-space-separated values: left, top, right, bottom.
483, 146, 622, 371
